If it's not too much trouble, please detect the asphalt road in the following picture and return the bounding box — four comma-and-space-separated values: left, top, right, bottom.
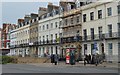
1, 64, 118, 73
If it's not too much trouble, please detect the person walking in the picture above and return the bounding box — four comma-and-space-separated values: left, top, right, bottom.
54, 54, 58, 65
95, 53, 99, 66
86, 55, 89, 64
91, 54, 95, 64
84, 55, 86, 66
88, 54, 91, 64
51, 54, 55, 64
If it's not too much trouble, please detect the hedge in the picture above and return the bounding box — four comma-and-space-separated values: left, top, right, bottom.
0, 56, 17, 64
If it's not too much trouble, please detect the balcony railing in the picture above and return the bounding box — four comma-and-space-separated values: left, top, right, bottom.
33, 41, 38, 45
38, 39, 60, 45
10, 45, 15, 48
61, 36, 82, 44
10, 43, 30, 48
105, 32, 120, 39
82, 34, 105, 41
82, 32, 119, 41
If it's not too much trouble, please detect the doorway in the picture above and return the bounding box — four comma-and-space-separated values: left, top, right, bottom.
100, 43, 104, 54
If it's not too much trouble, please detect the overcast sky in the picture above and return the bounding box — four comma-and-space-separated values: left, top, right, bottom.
1, 0, 60, 28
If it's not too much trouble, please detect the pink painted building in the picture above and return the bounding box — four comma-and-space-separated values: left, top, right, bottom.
1, 23, 16, 55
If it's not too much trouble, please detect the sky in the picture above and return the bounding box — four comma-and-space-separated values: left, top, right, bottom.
0, 0, 60, 28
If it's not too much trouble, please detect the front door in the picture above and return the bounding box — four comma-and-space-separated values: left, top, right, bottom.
101, 43, 104, 54
91, 44, 94, 55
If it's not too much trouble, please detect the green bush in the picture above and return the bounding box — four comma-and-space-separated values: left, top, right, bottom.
1, 56, 14, 64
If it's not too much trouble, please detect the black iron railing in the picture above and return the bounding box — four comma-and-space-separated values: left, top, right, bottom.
61, 36, 82, 43
82, 32, 119, 41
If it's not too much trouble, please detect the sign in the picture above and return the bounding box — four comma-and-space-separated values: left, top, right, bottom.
66, 48, 76, 64
66, 48, 70, 64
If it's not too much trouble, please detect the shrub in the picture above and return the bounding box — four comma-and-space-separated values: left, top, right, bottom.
1, 56, 14, 64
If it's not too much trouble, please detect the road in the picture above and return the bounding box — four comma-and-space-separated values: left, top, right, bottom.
2, 64, 118, 73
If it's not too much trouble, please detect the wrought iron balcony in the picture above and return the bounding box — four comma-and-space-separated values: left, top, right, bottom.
20, 43, 29, 47
61, 36, 82, 44
82, 34, 105, 41
15, 44, 21, 48
10, 45, 15, 48
82, 32, 119, 41
33, 41, 38, 46
38, 40, 59, 45
105, 32, 120, 39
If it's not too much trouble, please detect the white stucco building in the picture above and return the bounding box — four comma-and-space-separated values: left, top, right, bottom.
38, 11, 62, 57
9, 1, 120, 63
10, 20, 30, 57
81, 2, 120, 62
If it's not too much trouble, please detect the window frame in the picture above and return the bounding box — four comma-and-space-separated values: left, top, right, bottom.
107, 7, 112, 16
90, 12, 94, 20
98, 10, 102, 19
83, 14, 86, 22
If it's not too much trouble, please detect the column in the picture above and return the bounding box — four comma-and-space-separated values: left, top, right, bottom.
26, 48, 29, 55
10, 49, 12, 55
38, 47, 41, 57
58, 46, 60, 55
49, 46, 51, 55
41, 47, 44, 57
53, 46, 56, 54
22, 48, 25, 57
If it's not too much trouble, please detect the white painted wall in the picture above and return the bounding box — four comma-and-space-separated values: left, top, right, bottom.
38, 14, 62, 56
81, 2, 119, 62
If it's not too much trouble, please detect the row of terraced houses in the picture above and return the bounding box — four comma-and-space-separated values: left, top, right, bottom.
4, 0, 120, 63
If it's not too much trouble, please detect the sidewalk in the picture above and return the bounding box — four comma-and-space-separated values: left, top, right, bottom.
28, 61, 120, 69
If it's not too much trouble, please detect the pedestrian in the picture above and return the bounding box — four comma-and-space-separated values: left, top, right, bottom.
88, 54, 91, 64
84, 55, 86, 66
54, 54, 58, 65
51, 54, 55, 64
86, 55, 89, 64
91, 54, 95, 64
95, 53, 99, 66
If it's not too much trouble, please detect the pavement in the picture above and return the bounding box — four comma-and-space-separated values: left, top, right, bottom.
2, 63, 119, 73
27, 61, 120, 69
1, 61, 120, 74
